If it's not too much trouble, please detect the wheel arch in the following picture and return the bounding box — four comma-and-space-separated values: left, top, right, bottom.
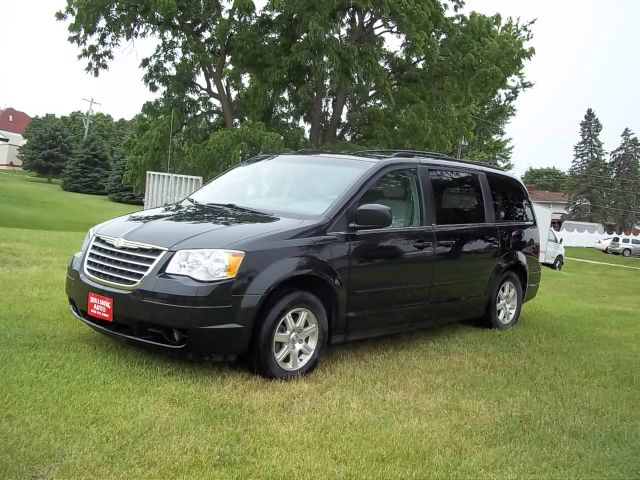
244, 257, 345, 346
487, 251, 529, 299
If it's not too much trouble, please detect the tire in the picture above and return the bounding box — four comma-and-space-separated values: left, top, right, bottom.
553, 255, 564, 271
485, 271, 523, 329
622, 249, 631, 257
248, 289, 328, 379
604, 248, 609, 254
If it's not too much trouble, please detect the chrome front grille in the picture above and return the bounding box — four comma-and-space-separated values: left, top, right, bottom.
84, 235, 166, 289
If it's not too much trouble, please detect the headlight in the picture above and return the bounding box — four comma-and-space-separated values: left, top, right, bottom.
165, 249, 245, 282
80, 228, 94, 253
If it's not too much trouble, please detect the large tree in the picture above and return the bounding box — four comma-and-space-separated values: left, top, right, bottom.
58, 0, 534, 179
566, 108, 611, 224
522, 167, 568, 191
19, 115, 73, 182
609, 128, 640, 229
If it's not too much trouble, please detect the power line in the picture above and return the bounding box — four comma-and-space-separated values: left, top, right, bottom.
568, 202, 640, 215
573, 173, 640, 184
469, 114, 573, 146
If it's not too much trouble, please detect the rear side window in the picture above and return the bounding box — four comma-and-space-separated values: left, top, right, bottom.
486, 173, 534, 223
429, 169, 485, 224
622, 238, 630, 244
633, 239, 640, 245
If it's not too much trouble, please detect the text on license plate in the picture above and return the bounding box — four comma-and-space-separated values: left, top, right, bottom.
87, 292, 113, 322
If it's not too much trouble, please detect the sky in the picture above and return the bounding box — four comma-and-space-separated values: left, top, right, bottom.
1, 0, 639, 176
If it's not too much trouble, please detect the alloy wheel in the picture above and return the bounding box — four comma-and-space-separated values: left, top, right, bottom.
272, 308, 319, 371
496, 280, 518, 325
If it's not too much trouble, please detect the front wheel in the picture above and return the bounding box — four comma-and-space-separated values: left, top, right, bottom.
248, 290, 328, 379
622, 249, 632, 257
485, 272, 523, 329
553, 255, 564, 271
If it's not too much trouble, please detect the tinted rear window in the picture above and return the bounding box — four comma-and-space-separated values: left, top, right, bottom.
429, 169, 485, 224
486, 173, 534, 223
633, 239, 640, 245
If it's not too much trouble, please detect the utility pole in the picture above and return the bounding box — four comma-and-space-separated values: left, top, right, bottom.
81, 97, 101, 141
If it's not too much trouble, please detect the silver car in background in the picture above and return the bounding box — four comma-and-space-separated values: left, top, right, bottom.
609, 236, 640, 257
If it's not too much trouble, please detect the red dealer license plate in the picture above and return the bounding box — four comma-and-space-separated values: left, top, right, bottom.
87, 292, 113, 322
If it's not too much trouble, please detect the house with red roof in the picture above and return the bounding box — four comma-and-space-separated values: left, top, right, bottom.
0, 107, 32, 169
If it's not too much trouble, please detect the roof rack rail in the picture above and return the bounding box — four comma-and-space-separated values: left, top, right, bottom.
352, 149, 505, 170
352, 149, 455, 161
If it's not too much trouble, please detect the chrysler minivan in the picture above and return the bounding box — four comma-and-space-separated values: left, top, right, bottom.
66, 151, 541, 378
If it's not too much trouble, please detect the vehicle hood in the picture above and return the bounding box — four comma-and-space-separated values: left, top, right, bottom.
94, 203, 304, 249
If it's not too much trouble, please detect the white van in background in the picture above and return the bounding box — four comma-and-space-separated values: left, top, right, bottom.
533, 204, 565, 270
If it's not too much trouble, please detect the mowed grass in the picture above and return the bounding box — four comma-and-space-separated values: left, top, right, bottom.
0, 172, 139, 231
1, 182, 639, 478
566, 246, 640, 266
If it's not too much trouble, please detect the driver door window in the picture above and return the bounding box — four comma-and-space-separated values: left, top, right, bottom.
358, 169, 423, 228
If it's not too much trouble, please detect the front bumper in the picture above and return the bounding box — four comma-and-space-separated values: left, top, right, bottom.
65, 254, 261, 355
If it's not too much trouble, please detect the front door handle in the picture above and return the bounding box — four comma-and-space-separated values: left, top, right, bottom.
413, 240, 432, 250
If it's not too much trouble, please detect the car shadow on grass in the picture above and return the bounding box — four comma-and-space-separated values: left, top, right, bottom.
75, 318, 481, 378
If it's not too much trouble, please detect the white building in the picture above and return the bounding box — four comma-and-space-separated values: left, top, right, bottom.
0, 107, 32, 169
526, 188, 569, 230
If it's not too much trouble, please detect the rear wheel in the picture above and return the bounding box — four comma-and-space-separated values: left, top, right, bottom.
622, 249, 632, 257
553, 255, 564, 271
485, 271, 523, 329
248, 290, 328, 379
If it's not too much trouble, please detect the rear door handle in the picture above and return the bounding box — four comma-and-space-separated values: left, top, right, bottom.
413, 240, 432, 250
438, 240, 456, 247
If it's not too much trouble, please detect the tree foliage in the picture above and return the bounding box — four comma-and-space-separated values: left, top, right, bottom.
19, 115, 73, 182
58, 0, 535, 181
62, 136, 112, 194
609, 128, 640, 229
522, 167, 568, 192
107, 152, 144, 204
566, 108, 611, 224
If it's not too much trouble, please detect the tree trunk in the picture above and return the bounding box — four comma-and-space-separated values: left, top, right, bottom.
325, 85, 347, 145
309, 88, 324, 147
47, 168, 53, 183
212, 72, 234, 128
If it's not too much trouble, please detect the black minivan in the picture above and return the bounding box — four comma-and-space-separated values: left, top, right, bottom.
66, 151, 541, 378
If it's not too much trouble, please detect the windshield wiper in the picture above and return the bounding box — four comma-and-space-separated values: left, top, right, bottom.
185, 197, 200, 206
202, 202, 273, 216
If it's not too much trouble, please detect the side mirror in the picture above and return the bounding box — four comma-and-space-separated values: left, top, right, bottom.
353, 204, 392, 230
559, 238, 563, 244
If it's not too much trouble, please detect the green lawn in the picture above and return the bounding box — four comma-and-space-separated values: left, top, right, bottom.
1, 181, 639, 478
0, 172, 139, 232
566, 246, 640, 266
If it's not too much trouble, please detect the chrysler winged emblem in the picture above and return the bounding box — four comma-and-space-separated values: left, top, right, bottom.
114, 237, 126, 248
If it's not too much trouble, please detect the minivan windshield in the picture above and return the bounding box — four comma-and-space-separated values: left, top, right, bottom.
188, 155, 373, 217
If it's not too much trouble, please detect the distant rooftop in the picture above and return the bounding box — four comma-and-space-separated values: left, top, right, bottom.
526, 187, 569, 204
0, 107, 32, 135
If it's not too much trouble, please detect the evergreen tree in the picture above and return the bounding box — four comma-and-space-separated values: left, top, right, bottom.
62, 136, 111, 194
107, 153, 143, 205
19, 115, 73, 182
609, 128, 640, 229
566, 108, 611, 223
